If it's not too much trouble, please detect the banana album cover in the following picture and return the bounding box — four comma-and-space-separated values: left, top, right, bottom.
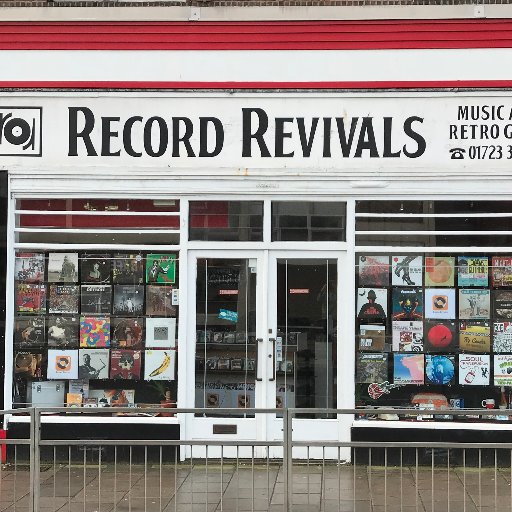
144, 350, 175, 381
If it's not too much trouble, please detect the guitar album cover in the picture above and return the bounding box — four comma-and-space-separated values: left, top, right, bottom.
47, 316, 79, 348
494, 355, 512, 386
391, 255, 423, 287
145, 317, 176, 348
112, 253, 144, 284
424, 257, 455, 287
358, 255, 389, 287
458, 289, 490, 320
113, 285, 144, 315
47, 349, 79, 380
493, 321, 512, 352
14, 351, 44, 378
14, 317, 45, 348
393, 354, 424, 384
391, 321, 423, 352
358, 325, 386, 352
111, 318, 144, 348
48, 285, 79, 314
458, 354, 490, 385
493, 291, 512, 319
47, 253, 78, 283
80, 253, 111, 284
424, 288, 456, 320
424, 321, 457, 352
457, 256, 488, 287
392, 288, 423, 321
356, 353, 388, 383
425, 355, 455, 385
79, 316, 110, 348
16, 283, 46, 314
146, 285, 176, 316
80, 285, 112, 314
15, 252, 45, 283
78, 349, 110, 380
459, 321, 491, 353
110, 350, 142, 380
492, 256, 512, 287
356, 288, 387, 321
144, 350, 176, 381
146, 254, 176, 284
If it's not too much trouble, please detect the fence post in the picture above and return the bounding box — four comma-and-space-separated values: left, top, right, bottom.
283, 408, 292, 512
29, 408, 40, 512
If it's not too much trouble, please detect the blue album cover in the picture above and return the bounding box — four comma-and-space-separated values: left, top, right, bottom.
425, 355, 455, 385
392, 287, 423, 321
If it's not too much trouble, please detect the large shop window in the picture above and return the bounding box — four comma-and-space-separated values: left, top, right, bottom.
355, 201, 512, 420
13, 199, 180, 408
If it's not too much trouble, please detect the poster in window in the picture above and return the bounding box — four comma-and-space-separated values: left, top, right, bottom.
14, 317, 45, 348
392, 255, 423, 287
425, 355, 455, 385
424, 288, 456, 320
356, 288, 387, 321
113, 285, 144, 316
493, 291, 512, 319
15, 252, 45, 283
424, 321, 457, 352
111, 318, 144, 349
392, 321, 423, 352
458, 354, 490, 386
146, 254, 176, 284
15, 351, 44, 378
47, 253, 78, 283
356, 353, 388, 383
392, 288, 423, 321
47, 316, 79, 348
80, 285, 112, 315
145, 318, 176, 348
146, 285, 176, 316
494, 355, 512, 386
459, 321, 491, 353
393, 354, 424, 384
48, 285, 79, 314
144, 350, 176, 380
458, 289, 490, 320
80, 253, 111, 284
47, 349, 78, 380
358, 325, 386, 352
16, 283, 46, 314
493, 321, 512, 353
110, 350, 141, 380
112, 253, 144, 284
358, 255, 389, 287
492, 256, 512, 287
79, 316, 110, 348
424, 257, 455, 287
78, 349, 110, 380
457, 256, 488, 287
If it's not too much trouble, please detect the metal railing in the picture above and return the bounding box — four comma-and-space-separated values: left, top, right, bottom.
2, 407, 512, 511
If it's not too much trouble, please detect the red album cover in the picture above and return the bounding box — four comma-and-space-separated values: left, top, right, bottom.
492, 257, 512, 287
110, 350, 141, 380
16, 284, 46, 314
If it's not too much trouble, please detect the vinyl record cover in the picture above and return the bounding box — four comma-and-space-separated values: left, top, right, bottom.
458, 289, 490, 320
112, 253, 144, 284
392, 321, 423, 352
14, 351, 44, 378
113, 285, 144, 315
494, 355, 512, 386
424, 257, 455, 287
15, 252, 45, 283
144, 350, 176, 380
14, 317, 45, 348
80, 285, 112, 314
392, 255, 423, 287
356, 288, 388, 321
47, 349, 79, 380
78, 349, 110, 380
493, 321, 512, 352
358, 325, 386, 352
493, 291, 512, 319
47, 316, 79, 348
356, 353, 388, 383
458, 354, 490, 385
16, 283, 46, 314
459, 321, 491, 352
424, 288, 456, 320
424, 321, 457, 352
492, 256, 512, 287
47, 253, 78, 283
145, 318, 176, 348
145, 285, 176, 316
146, 254, 176, 284
80, 253, 111, 284
110, 350, 142, 380
392, 288, 423, 321
79, 316, 110, 348
48, 285, 79, 314
358, 255, 389, 287
111, 318, 144, 348
393, 354, 424, 384
425, 355, 455, 385
89, 389, 135, 406
457, 256, 489, 287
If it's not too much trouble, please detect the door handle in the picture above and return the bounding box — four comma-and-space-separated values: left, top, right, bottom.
269, 338, 276, 382
255, 338, 263, 381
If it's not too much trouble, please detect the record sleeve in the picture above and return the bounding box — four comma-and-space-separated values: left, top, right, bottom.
48, 285, 79, 314
16, 283, 46, 314
144, 350, 176, 380
356, 353, 388, 383
458, 289, 490, 320
458, 354, 490, 385
80, 285, 112, 314
494, 355, 512, 386
424, 321, 457, 352
424, 288, 456, 320
47, 349, 79, 380
89, 389, 135, 406
493, 321, 512, 352
47, 253, 78, 283
358, 325, 386, 352
79, 316, 110, 348
111, 318, 144, 348
14, 317, 45, 348
457, 256, 488, 287
358, 255, 389, 286
392, 288, 423, 321
145, 285, 176, 316
110, 350, 142, 380
15, 252, 45, 283
145, 318, 176, 348
459, 321, 491, 353
493, 291, 512, 319
47, 316, 79, 348
392, 321, 423, 352
425, 355, 455, 385
112, 253, 144, 284
80, 253, 111, 284
14, 351, 44, 378
424, 257, 455, 287
393, 354, 424, 384
356, 288, 387, 321
146, 254, 176, 284
113, 285, 144, 315
492, 256, 512, 287
78, 349, 110, 380
392, 255, 423, 287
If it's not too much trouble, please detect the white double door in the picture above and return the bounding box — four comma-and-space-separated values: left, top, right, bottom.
185, 249, 352, 459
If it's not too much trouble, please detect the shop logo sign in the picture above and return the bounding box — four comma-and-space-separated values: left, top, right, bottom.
0, 107, 42, 156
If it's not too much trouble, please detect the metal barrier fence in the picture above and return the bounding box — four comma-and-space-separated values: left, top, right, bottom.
1, 407, 512, 511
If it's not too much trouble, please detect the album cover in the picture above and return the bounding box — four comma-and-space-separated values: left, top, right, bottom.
206, 357, 218, 370
393, 354, 424, 384
391, 255, 423, 287
196, 330, 211, 344
112, 253, 144, 284
424, 257, 455, 287
493, 321, 512, 352
79, 316, 110, 348
111, 318, 144, 348
492, 256, 512, 287
358, 255, 389, 286
47, 349, 79, 380
69, 379, 89, 399
392, 321, 423, 352
495, 355, 512, 386
356, 288, 388, 321
48, 285, 79, 314
217, 358, 230, 370
212, 332, 224, 344
424, 288, 456, 320
146, 254, 176, 284
458, 289, 490, 320
14, 317, 45, 348
424, 321, 457, 352
358, 325, 386, 352
392, 287, 423, 321
425, 355, 455, 385
356, 353, 388, 383
16, 284, 46, 314
15, 252, 45, 283
89, 389, 135, 406
110, 350, 142, 380
231, 358, 243, 371
458, 354, 490, 385
459, 321, 491, 352
224, 332, 236, 344
47, 316, 79, 348
112, 285, 144, 316
145, 285, 176, 316
144, 350, 176, 380
80, 253, 111, 284
47, 253, 78, 283
457, 256, 489, 287
78, 349, 110, 380
14, 351, 44, 378
66, 393, 83, 407
493, 291, 512, 319
80, 285, 112, 314
145, 318, 176, 348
